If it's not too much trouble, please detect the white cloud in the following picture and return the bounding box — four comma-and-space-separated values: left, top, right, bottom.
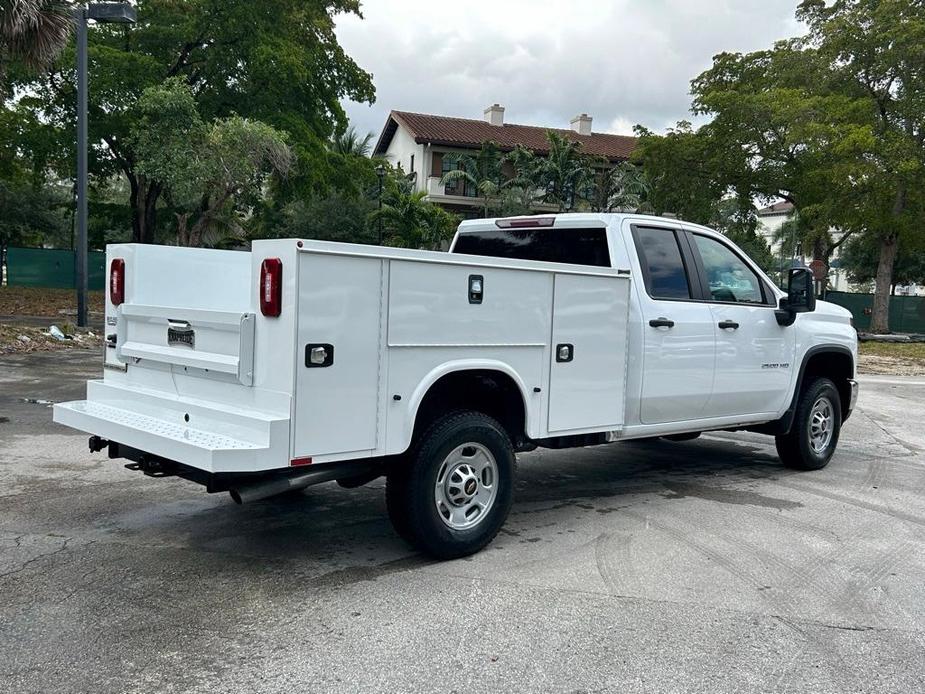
334, 0, 804, 138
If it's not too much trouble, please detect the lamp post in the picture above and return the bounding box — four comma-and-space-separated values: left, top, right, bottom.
74, 2, 136, 328
375, 164, 385, 244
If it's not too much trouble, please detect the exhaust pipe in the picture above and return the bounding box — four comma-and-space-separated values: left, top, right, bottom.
229, 462, 378, 504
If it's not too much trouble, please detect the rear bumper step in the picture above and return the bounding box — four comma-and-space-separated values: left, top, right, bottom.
53, 381, 290, 473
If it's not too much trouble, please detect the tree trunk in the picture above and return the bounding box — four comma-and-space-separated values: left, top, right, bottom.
129, 175, 141, 243
869, 235, 898, 333
870, 186, 907, 333
142, 182, 160, 244
812, 236, 828, 295
175, 212, 190, 247
130, 176, 160, 244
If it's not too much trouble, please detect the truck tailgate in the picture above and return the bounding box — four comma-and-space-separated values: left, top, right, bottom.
117, 304, 255, 385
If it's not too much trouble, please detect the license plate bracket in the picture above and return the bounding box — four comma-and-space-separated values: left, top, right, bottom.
167, 320, 195, 348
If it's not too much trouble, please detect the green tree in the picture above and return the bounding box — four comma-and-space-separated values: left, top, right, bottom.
130, 79, 292, 247
496, 145, 543, 215
277, 191, 377, 245
585, 160, 650, 213
0, 0, 72, 83
440, 141, 504, 217
11, 0, 374, 244
795, 0, 925, 332
330, 126, 374, 158
841, 233, 925, 292
371, 174, 458, 249
709, 197, 776, 274
537, 131, 591, 212
0, 177, 69, 247
633, 122, 726, 224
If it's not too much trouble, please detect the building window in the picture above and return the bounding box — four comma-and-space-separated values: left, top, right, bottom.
410, 154, 414, 173
441, 156, 476, 197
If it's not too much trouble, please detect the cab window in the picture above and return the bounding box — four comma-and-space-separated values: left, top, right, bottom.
452, 227, 611, 267
692, 234, 765, 304
632, 226, 692, 299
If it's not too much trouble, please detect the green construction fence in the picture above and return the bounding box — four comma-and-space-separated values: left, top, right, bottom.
4, 247, 106, 290
825, 290, 925, 334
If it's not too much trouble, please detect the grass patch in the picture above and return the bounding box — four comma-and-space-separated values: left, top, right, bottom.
859, 341, 925, 361
0, 286, 105, 317
858, 340, 925, 375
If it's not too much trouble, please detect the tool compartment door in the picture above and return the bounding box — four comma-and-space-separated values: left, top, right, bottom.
293, 253, 383, 458
547, 274, 630, 434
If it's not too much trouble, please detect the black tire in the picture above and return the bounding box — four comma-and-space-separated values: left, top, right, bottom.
662, 432, 701, 442
775, 377, 842, 470
386, 411, 515, 559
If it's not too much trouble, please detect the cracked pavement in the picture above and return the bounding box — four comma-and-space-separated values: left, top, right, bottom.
1, 350, 923, 693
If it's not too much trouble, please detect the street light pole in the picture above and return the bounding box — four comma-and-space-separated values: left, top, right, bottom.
75, 8, 88, 327
73, 2, 136, 328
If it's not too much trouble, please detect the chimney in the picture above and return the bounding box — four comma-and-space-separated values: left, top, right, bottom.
570, 113, 592, 136
484, 103, 505, 126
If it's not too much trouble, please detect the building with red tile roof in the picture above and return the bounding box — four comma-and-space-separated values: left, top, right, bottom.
373, 105, 637, 216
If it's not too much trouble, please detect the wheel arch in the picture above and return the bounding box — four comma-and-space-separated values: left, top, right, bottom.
777, 345, 855, 434
402, 360, 533, 454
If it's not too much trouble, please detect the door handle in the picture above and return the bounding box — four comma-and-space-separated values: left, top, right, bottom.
718, 320, 740, 330
648, 318, 674, 328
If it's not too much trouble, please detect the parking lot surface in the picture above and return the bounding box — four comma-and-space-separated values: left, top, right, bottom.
1, 350, 923, 693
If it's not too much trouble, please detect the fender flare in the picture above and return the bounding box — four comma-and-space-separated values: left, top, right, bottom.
776, 344, 855, 434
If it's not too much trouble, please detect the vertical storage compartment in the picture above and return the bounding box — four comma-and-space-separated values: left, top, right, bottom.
292, 253, 384, 458
547, 274, 630, 433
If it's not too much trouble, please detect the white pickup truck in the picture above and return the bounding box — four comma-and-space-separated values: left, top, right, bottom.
54, 213, 858, 558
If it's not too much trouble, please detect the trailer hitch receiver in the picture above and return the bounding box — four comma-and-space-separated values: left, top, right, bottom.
88, 435, 110, 453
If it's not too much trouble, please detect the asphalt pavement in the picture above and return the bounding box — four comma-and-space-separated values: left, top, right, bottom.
1, 350, 923, 693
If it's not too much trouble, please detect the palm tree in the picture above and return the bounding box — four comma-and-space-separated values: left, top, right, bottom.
440, 140, 504, 217
368, 184, 456, 249
497, 145, 543, 214
537, 131, 592, 212
586, 160, 651, 213
0, 1, 73, 79
330, 126, 374, 157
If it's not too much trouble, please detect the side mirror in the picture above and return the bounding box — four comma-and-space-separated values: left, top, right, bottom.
776, 268, 815, 326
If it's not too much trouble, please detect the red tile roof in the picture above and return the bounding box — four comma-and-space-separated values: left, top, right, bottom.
757, 201, 794, 215
374, 110, 637, 161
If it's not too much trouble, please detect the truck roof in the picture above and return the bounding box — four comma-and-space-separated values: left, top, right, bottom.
455, 212, 717, 235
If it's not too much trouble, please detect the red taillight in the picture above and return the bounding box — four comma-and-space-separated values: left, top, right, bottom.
290, 457, 312, 467
109, 258, 125, 306
260, 258, 282, 317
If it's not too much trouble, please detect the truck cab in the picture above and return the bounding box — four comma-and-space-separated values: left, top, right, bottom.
54, 213, 858, 559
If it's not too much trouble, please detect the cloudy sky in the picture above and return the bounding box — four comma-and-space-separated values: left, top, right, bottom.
335, 0, 804, 140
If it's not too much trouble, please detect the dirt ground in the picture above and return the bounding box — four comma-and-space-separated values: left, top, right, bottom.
0, 287, 105, 354
858, 342, 925, 376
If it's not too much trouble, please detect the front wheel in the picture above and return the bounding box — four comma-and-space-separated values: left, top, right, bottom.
386, 411, 514, 559
775, 377, 842, 470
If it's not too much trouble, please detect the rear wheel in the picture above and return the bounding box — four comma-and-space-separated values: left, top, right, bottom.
775, 377, 842, 470
386, 411, 514, 559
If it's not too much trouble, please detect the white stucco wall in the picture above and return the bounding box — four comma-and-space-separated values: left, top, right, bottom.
382, 126, 426, 189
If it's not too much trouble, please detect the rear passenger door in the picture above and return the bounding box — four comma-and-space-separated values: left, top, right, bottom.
630, 225, 716, 424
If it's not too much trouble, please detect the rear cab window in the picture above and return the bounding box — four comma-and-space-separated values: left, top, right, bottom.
452, 227, 611, 267
631, 226, 692, 299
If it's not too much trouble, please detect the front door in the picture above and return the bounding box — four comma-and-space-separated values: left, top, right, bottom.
630, 225, 716, 424
686, 232, 795, 417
